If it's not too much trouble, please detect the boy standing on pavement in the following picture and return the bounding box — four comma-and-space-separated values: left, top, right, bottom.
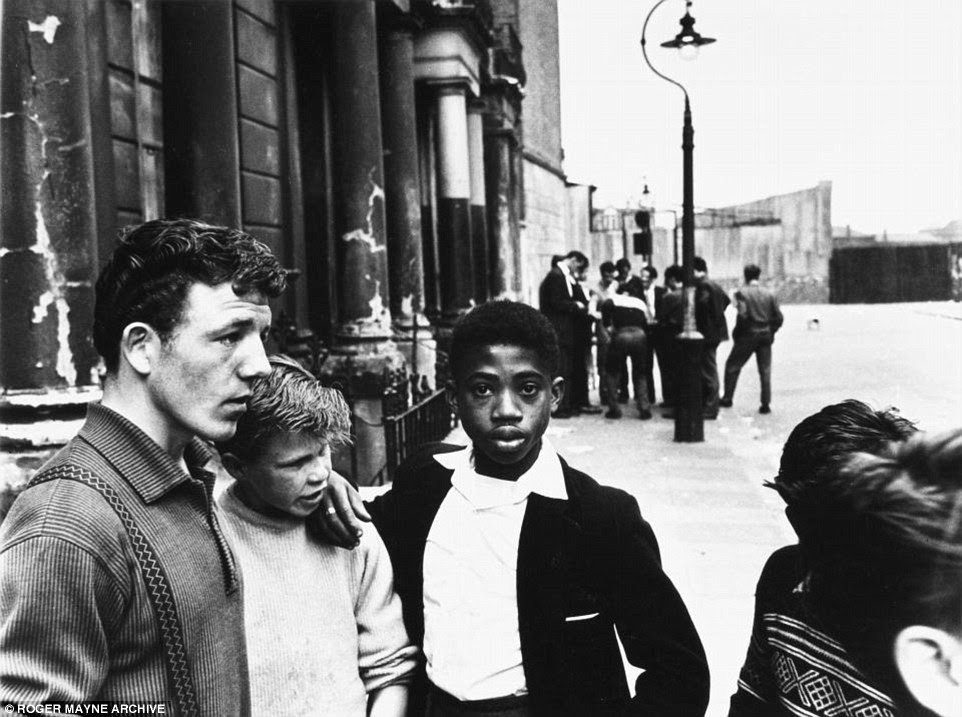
217, 355, 416, 717
720, 264, 783, 414
0, 219, 287, 712
321, 300, 710, 717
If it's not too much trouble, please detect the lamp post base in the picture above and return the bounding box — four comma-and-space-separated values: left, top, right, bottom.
674, 332, 705, 442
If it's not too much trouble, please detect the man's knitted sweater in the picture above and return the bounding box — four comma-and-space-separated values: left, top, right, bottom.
0, 403, 249, 713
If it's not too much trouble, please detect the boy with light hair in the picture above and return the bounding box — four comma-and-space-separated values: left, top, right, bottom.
217, 355, 416, 717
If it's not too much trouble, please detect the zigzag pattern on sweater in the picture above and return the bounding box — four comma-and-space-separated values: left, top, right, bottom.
29, 464, 199, 717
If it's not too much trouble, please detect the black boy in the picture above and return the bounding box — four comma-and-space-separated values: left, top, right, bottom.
323, 300, 709, 716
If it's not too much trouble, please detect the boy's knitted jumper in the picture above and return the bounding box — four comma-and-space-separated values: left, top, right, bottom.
218, 484, 417, 716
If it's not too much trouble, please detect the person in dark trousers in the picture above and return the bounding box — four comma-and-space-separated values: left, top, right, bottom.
570, 261, 602, 414
728, 399, 917, 717
0, 219, 288, 712
693, 257, 730, 419
639, 265, 660, 406
538, 251, 591, 418
590, 261, 619, 404
613, 258, 642, 402
320, 301, 711, 717
656, 265, 685, 416
601, 293, 655, 420
721, 264, 783, 414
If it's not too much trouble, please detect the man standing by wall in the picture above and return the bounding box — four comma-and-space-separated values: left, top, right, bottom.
539, 251, 590, 418
0, 219, 287, 712
721, 264, 783, 414
693, 256, 730, 419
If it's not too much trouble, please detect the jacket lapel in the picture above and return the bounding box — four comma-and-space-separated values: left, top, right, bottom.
516, 489, 584, 701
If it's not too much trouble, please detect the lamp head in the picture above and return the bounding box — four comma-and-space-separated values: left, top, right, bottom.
660, 2, 715, 60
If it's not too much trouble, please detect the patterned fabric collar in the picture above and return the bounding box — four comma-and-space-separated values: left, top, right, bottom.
79, 403, 214, 504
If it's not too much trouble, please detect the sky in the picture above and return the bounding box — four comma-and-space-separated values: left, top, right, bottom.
558, 0, 962, 235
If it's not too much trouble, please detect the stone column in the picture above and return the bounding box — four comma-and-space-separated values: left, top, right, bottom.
484, 129, 521, 299
378, 24, 434, 382
161, 1, 241, 225
467, 102, 489, 303
330, 0, 393, 344
434, 83, 475, 323
418, 105, 440, 318
326, 0, 404, 485
1, 0, 112, 491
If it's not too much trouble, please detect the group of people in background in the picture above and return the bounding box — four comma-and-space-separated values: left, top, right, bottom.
0, 218, 959, 717
539, 251, 784, 421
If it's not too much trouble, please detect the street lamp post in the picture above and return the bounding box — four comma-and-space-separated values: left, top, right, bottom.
641, 0, 715, 442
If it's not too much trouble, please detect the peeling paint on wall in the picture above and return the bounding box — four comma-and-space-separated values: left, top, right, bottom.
28, 16, 61, 44
363, 281, 393, 331
341, 167, 386, 253
5, 31, 79, 387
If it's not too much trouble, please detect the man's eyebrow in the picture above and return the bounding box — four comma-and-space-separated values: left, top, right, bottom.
208, 316, 258, 335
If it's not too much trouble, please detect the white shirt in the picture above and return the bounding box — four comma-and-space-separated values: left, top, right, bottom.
558, 261, 575, 297
644, 285, 657, 322
422, 441, 569, 700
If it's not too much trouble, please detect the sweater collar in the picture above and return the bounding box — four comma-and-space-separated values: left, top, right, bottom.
79, 402, 214, 504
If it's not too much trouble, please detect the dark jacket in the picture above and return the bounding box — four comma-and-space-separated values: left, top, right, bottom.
695, 278, 731, 344
729, 545, 898, 717
367, 443, 710, 717
732, 284, 783, 341
539, 266, 583, 348
657, 288, 685, 336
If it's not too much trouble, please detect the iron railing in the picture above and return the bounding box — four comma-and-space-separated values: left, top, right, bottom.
382, 382, 458, 485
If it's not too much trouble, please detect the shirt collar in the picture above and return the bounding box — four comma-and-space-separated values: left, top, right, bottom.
79, 403, 215, 504
435, 439, 568, 509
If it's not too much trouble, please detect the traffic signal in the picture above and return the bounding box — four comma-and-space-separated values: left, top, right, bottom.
633, 210, 652, 254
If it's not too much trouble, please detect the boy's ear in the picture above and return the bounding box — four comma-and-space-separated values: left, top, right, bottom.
220, 452, 246, 482
120, 322, 158, 377
445, 381, 459, 416
550, 376, 565, 412
894, 625, 962, 717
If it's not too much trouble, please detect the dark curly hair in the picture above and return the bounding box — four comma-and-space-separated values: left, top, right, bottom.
94, 219, 287, 373
808, 429, 962, 705
449, 301, 559, 380
768, 399, 917, 510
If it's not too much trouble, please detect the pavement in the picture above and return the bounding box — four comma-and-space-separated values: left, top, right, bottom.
371, 300, 962, 715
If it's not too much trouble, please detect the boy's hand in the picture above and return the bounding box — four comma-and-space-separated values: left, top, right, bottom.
307, 470, 371, 548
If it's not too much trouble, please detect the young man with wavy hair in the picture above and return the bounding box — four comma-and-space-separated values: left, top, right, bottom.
0, 219, 286, 712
